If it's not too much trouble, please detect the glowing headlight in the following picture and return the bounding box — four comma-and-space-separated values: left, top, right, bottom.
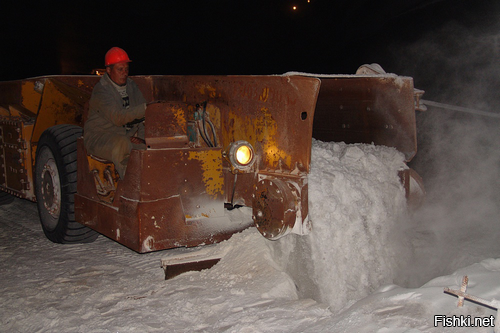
228, 141, 255, 170
236, 145, 252, 165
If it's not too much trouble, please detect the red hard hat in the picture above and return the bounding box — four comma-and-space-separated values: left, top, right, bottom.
104, 47, 132, 66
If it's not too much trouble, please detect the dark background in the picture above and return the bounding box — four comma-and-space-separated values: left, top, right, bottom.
3, 0, 500, 176
2, 1, 498, 93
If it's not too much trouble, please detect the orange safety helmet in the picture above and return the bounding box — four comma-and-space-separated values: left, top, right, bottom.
104, 47, 132, 66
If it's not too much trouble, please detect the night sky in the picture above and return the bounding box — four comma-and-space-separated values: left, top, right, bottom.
1, 0, 499, 92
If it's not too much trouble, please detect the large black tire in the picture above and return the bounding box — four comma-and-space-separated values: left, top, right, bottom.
0, 191, 15, 205
35, 124, 98, 243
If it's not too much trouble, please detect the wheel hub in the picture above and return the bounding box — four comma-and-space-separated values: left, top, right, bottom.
40, 159, 61, 219
252, 178, 297, 240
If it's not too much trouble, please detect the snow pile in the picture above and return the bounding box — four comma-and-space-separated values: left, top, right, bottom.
269, 139, 411, 313
2, 137, 500, 332
313, 257, 500, 332
0, 200, 332, 333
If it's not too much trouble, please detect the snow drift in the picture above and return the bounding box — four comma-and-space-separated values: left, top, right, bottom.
268, 139, 412, 313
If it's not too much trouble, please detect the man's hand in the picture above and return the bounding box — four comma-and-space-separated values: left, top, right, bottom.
125, 117, 145, 128
130, 137, 146, 145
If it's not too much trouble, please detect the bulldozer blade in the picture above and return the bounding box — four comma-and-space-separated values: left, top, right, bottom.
311, 74, 418, 162
160, 246, 228, 280
162, 258, 221, 280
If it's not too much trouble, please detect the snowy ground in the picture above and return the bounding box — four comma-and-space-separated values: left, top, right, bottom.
1, 140, 500, 332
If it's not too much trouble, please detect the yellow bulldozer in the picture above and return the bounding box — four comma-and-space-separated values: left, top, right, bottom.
0, 64, 425, 253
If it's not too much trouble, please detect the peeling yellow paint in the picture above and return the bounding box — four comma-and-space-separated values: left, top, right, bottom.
205, 104, 221, 129
196, 83, 217, 98
225, 106, 292, 170
187, 150, 223, 197
31, 79, 87, 142
21, 81, 42, 114
226, 109, 256, 146
257, 107, 292, 169
172, 105, 187, 130
260, 87, 269, 102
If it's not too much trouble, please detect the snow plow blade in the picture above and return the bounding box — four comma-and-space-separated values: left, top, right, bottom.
311, 74, 418, 161
162, 258, 221, 280
0, 67, 424, 253
160, 247, 226, 280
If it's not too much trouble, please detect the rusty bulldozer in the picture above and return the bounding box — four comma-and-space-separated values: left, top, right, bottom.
0, 64, 425, 253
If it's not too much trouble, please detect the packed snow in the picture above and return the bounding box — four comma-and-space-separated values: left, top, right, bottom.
268, 140, 410, 313
1, 139, 500, 332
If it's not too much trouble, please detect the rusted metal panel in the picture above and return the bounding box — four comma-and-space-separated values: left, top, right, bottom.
312, 75, 417, 162
223, 171, 255, 207
1, 120, 22, 145
0, 119, 34, 199
145, 102, 188, 148
135, 196, 188, 251
76, 139, 252, 252
113, 147, 224, 208
3, 144, 25, 191
252, 172, 310, 239
48, 76, 100, 95
146, 75, 321, 173
253, 178, 297, 239
31, 78, 91, 143
137, 76, 321, 243
0, 76, 97, 117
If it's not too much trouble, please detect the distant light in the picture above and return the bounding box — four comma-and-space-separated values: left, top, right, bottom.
91, 68, 105, 75
292, 5, 297, 10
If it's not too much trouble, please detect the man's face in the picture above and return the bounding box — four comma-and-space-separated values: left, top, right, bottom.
107, 62, 129, 86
